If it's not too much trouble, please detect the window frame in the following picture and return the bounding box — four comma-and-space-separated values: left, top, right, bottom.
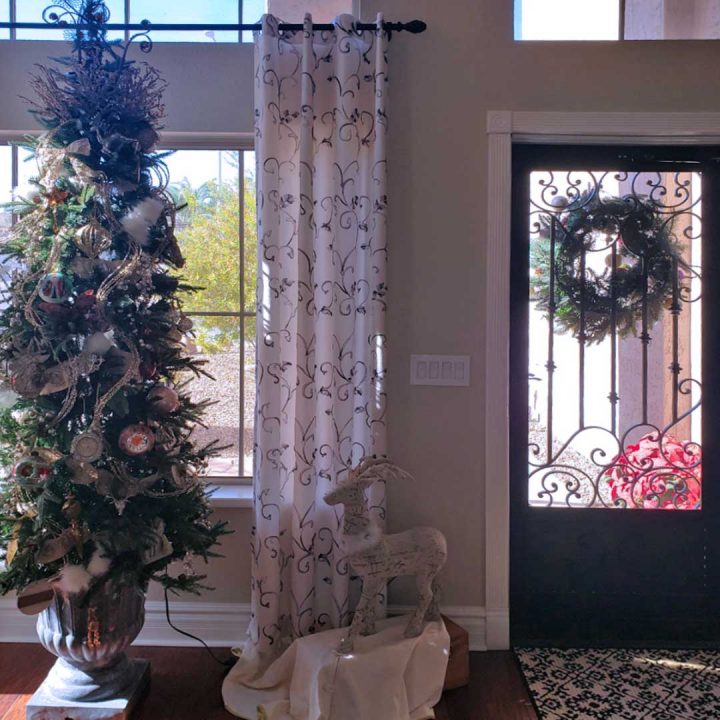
160, 132, 255, 486
0, 131, 257, 488
514, 0, 720, 42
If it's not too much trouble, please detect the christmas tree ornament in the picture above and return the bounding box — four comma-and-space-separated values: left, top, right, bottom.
69, 256, 97, 279
65, 458, 99, 485
177, 314, 193, 332
74, 220, 112, 259
71, 431, 104, 462
166, 328, 183, 345
87, 549, 112, 578
141, 519, 173, 565
120, 197, 166, 246
0, 382, 19, 409
36, 525, 90, 564
62, 494, 83, 522
34, 447, 65, 464
17, 579, 55, 615
147, 385, 179, 414
83, 331, 115, 355
14, 455, 53, 489
44, 187, 70, 207
118, 424, 155, 456
38, 272, 73, 304
63, 494, 86, 559
138, 358, 157, 380
13, 182, 42, 205
153, 424, 176, 452
52, 564, 92, 599
6, 538, 18, 566
11, 351, 50, 398
40, 352, 102, 397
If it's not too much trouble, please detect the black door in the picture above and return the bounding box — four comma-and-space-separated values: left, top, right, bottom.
510, 144, 720, 647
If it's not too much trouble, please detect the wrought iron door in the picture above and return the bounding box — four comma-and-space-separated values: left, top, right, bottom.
510, 145, 720, 647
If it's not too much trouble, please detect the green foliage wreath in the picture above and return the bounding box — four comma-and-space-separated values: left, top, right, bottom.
530, 191, 685, 344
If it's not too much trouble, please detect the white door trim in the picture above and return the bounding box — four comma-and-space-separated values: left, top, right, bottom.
484, 110, 720, 650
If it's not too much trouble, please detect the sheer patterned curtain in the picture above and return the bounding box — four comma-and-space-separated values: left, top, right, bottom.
244, 12, 389, 671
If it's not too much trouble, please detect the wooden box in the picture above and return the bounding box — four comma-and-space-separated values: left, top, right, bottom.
442, 615, 470, 690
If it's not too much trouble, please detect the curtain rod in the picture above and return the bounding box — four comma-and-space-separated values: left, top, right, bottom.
0, 20, 427, 34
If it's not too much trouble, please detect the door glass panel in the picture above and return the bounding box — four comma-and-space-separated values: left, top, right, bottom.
527, 169, 702, 509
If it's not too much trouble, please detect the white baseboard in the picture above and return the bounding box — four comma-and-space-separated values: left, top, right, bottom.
0, 598, 492, 651
485, 608, 510, 650
0, 597, 250, 648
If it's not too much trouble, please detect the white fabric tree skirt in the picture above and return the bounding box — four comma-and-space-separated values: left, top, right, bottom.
222, 616, 450, 720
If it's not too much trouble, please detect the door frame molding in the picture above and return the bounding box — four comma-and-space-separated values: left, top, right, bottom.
484, 111, 720, 649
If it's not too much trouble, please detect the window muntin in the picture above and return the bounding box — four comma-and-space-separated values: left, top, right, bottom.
129, 0, 241, 43
16, 0, 125, 40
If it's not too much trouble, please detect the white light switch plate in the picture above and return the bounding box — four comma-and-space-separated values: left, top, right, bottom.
410, 355, 470, 386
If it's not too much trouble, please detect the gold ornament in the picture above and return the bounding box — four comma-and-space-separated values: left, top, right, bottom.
6, 538, 18, 566
87, 607, 102, 648
75, 221, 112, 259
62, 494, 83, 522
71, 431, 104, 463
45, 188, 70, 207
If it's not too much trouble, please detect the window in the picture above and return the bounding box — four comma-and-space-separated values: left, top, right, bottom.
167, 148, 257, 484
515, 0, 720, 40
1, 142, 257, 485
4, 0, 355, 43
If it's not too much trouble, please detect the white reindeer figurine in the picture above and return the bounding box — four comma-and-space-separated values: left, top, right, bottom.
324, 457, 447, 653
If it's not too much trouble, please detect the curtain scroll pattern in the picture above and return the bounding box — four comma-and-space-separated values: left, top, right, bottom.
248, 13, 389, 666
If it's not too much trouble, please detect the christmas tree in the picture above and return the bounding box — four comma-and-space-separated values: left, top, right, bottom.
0, 0, 226, 604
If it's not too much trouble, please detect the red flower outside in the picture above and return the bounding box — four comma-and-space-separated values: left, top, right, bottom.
603, 433, 701, 510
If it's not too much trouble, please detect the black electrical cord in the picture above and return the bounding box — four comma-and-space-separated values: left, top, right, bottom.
163, 586, 236, 669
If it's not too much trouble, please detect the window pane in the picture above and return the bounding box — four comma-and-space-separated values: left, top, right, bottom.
625, 0, 720, 39
130, 0, 239, 42
0, 2, 8, 40
185, 319, 243, 478
243, 151, 257, 313
168, 150, 241, 313
266, 0, 352, 23
243, 317, 255, 477
17, 0, 124, 40
242, 0, 265, 42
16, 146, 35, 191
515, 0, 619, 40
242, 0, 355, 40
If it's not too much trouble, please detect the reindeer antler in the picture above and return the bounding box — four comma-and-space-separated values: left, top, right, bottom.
350, 456, 392, 481
349, 457, 414, 486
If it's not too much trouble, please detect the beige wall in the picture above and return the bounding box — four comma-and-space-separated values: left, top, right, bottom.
2, 0, 720, 610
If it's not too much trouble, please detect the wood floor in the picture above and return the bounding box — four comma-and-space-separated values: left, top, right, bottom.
0, 644, 537, 719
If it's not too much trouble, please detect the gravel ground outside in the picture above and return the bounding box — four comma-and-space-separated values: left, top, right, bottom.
528, 422, 614, 508
185, 345, 256, 479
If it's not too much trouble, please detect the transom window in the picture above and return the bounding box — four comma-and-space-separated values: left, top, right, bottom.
2, 0, 355, 42
515, 0, 720, 41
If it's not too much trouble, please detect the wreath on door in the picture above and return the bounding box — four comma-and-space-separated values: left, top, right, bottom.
530, 191, 686, 345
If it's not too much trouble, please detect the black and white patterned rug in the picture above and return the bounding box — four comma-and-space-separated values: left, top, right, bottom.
516, 647, 720, 719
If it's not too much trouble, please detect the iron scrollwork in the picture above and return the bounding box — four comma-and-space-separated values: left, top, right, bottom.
527, 170, 702, 510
